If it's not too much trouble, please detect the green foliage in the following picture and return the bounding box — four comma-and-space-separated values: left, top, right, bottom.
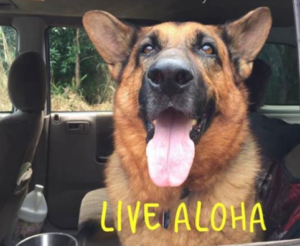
50, 27, 115, 110
0, 26, 16, 68
51, 81, 79, 97
0, 26, 16, 111
50, 27, 77, 85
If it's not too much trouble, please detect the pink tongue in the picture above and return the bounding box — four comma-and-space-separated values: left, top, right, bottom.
146, 110, 195, 187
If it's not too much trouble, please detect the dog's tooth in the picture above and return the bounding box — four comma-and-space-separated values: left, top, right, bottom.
192, 119, 197, 126
153, 120, 157, 126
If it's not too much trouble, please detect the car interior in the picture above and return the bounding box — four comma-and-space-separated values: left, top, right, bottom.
0, 0, 299, 246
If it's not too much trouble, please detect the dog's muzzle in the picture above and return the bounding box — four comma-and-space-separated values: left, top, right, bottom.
139, 52, 214, 188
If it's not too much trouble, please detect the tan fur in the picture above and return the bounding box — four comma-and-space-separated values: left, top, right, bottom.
106, 135, 261, 246
83, 7, 272, 246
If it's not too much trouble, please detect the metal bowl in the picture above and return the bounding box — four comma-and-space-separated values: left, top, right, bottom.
16, 232, 78, 246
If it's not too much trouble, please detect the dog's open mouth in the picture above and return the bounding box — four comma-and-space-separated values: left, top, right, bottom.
146, 107, 211, 187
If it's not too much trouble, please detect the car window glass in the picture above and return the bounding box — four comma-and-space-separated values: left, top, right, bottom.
49, 27, 115, 112
0, 26, 17, 112
258, 43, 299, 105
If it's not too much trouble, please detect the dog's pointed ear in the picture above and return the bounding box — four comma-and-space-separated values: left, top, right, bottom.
83, 10, 136, 81
222, 7, 272, 79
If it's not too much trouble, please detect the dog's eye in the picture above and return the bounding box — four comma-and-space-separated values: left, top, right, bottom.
200, 44, 215, 55
142, 45, 154, 54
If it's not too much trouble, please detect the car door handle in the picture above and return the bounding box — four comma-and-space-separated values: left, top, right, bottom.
96, 155, 109, 164
66, 121, 89, 134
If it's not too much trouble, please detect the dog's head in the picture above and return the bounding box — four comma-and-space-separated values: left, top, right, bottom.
84, 8, 271, 188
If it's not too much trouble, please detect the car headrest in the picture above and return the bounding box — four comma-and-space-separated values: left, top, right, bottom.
8, 51, 46, 112
245, 59, 272, 112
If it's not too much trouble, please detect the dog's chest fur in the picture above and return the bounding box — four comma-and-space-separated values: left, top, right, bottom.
105, 136, 261, 246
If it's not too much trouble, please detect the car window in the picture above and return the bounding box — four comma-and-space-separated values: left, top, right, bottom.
49, 27, 116, 112
0, 26, 17, 112
49, 31, 299, 111
258, 43, 299, 105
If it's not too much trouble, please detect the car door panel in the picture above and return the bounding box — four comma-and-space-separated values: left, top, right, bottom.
47, 112, 113, 228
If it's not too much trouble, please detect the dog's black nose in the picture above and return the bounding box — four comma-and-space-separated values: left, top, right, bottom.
147, 58, 193, 96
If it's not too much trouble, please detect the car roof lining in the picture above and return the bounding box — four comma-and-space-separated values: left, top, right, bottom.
0, 0, 295, 27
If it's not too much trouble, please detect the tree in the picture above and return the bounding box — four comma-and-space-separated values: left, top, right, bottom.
50, 27, 115, 107
0, 26, 16, 111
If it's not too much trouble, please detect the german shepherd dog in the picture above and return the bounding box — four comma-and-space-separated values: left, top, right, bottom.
82, 7, 272, 246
